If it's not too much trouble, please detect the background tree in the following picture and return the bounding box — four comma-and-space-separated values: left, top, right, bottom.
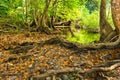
1, 0, 120, 45
100, 0, 117, 42
111, 0, 120, 34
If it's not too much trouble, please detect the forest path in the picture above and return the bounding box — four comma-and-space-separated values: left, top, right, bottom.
0, 32, 120, 80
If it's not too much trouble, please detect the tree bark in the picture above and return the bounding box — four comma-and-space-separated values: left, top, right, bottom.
100, 0, 116, 42
111, 0, 120, 34
50, 0, 58, 29
37, 0, 51, 33
25, 0, 28, 23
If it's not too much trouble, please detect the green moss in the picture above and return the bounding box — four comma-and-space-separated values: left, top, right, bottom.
67, 30, 100, 44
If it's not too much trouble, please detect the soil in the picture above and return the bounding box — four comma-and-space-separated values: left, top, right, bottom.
0, 31, 120, 80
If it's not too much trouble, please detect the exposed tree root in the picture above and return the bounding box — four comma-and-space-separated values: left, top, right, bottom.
88, 60, 120, 72
31, 68, 84, 79
44, 34, 120, 50
2, 52, 36, 63
1, 34, 120, 53
1, 35, 120, 79
30, 60, 120, 79
73, 34, 120, 49
91, 34, 120, 49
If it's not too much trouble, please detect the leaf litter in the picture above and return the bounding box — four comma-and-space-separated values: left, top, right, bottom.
0, 32, 120, 80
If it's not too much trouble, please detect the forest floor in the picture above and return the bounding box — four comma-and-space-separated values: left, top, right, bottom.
0, 31, 120, 80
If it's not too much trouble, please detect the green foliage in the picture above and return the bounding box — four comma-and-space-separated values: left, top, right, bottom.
67, 30, 100, 44
0, 0, 115, 44
56, 8, 81, 20
55, 0, 81, 21
68, 74, 73, 80
0, 0, 9, 17
85, 0, 99, 14
0, 6, 8, 17
79, 6, 99, 29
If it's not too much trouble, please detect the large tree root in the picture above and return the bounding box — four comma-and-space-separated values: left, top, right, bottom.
30, 60, 120, 79
44, 34, 120, 50
72, 34, 120, 49
1, 36, 120, 79
91, 34, 120, 49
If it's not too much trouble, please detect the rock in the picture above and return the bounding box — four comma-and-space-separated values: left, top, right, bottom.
46, 77, 51, 80
52, 75, 56, 80
61, 54, 67, 57
61, 75, 69, 80
56, 77, 62, 80
47, 61, 54, 65
54, 65, 61, 70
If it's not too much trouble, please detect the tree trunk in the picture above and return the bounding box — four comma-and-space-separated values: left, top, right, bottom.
25, 0, 28, 23
50, 0, 58, 29
37, 0, 51, 34
100, 0, 116, 42
111, 0, 120, 34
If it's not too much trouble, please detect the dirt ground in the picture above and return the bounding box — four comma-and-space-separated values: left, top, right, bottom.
0, 32, 120, 80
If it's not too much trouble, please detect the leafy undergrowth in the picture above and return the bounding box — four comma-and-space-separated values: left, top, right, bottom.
67, 30, 100, 44
0, 32, 120, 80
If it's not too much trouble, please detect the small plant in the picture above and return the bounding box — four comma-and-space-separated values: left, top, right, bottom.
68, 74, 73, 80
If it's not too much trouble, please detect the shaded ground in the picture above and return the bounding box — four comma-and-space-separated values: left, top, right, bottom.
0, 32, 120, 80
